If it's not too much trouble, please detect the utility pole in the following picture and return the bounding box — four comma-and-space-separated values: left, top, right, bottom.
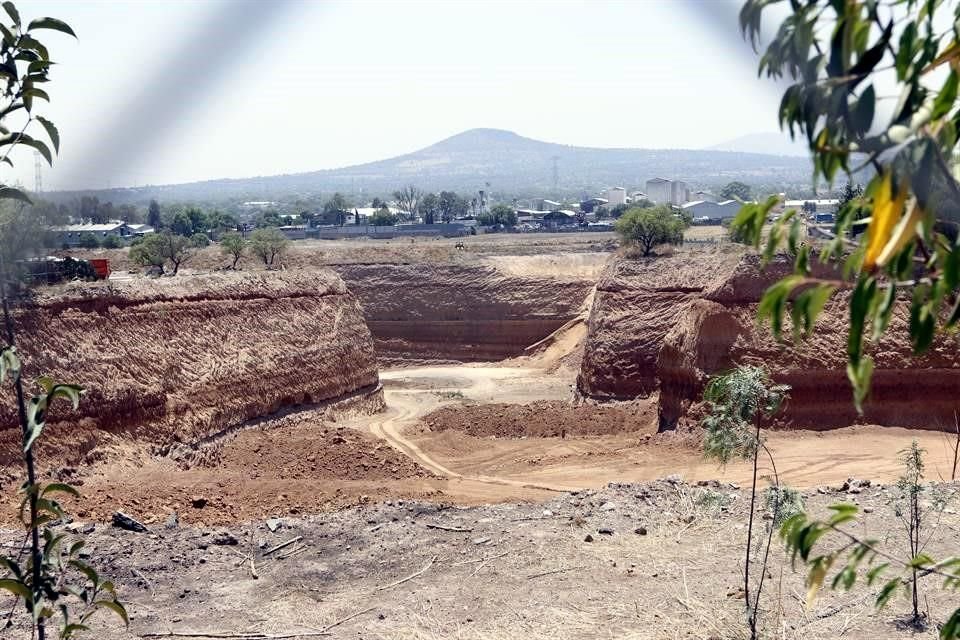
551, 155, 559, 195
34, 152, 42, 193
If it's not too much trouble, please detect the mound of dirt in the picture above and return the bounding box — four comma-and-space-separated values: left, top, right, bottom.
419, 400, 656, 438
215, 415, 429, 481
0, 271, 380, 473
335, 263, 594, 362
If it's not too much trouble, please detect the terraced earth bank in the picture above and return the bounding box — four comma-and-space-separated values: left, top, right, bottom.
0, 271, 382, 476
578, 250, 960, 431
335, 260, 596, 363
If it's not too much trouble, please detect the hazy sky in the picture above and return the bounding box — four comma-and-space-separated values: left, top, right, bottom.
12, 0, 787, 190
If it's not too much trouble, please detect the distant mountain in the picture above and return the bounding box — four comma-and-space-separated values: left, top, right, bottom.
708, 132, 808, 157
50, 128, 813, 204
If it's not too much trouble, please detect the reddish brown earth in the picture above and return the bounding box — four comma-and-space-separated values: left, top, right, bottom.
577, 248, 741, 399
0, 272, 381, 476
419, 400, 654, 438
578, 249, 960, 431
335, 262, 594, 363
55, 411, 440, 527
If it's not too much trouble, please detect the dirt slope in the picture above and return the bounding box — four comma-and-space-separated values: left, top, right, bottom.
660, 254, 960, 430
577, 249, 742, 399
578, 250, 960, 431
0, 271, 380, 472
335, 262, 594, 362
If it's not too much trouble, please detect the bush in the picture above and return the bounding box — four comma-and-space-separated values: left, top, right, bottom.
190, 232, 210, 248
219, 231, 246, 269
101, 235, 123, 249
249, 228, 289, 268
614, 205, 685, 256
78, 232, 100, 249
369, 209, 398, 226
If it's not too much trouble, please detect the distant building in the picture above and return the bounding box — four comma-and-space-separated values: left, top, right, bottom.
277, 225, 308, 240
629, 191, 648, 204
681, 200, 740, 220
783, 198, 839, 214
692, 190, 719, 203
604, 187, 627, 207
541, 210, 578, 228
54, 220, 154, 247
537, 199, 562, 212
645, 177, 689, 205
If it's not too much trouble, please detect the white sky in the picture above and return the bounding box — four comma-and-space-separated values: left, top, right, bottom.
12, 0, 786, 190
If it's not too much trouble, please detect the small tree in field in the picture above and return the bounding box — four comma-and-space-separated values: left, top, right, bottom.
614, 205, 685, 256
701, 366, 789, 640
129, 233, 167, 274
220, 231, 246, 269
249, 228, 288, 268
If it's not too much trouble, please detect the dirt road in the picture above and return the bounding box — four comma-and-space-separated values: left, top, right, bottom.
364, 362, 960, 502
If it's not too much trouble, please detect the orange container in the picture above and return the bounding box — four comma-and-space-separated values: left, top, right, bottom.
89, 259, 111, 280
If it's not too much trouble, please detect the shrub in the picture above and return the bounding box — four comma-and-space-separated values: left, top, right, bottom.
190, 232, 210, 248
249, 228, 289, 268
614, 205, 685, 256
102, 235, 122, 249
77, 232, 100, 249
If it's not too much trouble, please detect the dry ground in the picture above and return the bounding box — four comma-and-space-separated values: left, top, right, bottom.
5, 231, 957, 639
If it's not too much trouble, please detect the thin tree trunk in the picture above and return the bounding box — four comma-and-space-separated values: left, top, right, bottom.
952, 412, 959, 482
0, 252, 45, 640
745, 417, 762, 640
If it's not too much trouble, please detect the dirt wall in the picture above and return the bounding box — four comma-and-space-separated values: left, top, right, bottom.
0, 272, 380, 464
576, 251, 742, 399
579, 251, 960, 431
334, 263, 593, 362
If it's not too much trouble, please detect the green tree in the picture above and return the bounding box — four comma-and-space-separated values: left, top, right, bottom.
438, 191, 469, 223
322, 193, 349, 225
614, 205, 685, 256
720, 181, 752, 201
170, 210, 193, 236
0, 7, 128, 639
186, 207, 208, 234
479, 204, 517, 227
147, 199, 162, 229
249, 228, 289, 268
130, 232, 191, 275
369, 209, 398, 226
420, 192, 440, 224
77, 232, 99, 249
734, 2, 960, 637
219, 231, 246, 269
101, 234, 122, 249
701, 366, 789, 640
190, 232, 210, 248
129, 233, 167, 274
735, 0, 960, 409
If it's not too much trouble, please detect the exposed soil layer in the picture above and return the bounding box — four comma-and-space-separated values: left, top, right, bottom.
419, 400, 654, 438
0, 272, 380, 474
577, 248, 741, 399
578, 249, 960, 430
334, 262, 595, 362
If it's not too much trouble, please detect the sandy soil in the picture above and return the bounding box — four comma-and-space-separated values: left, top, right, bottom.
4, 478, 958, 640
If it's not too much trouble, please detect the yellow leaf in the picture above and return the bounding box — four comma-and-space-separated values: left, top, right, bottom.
806, 556, 835, 609
863, 172, 908, 270
924, 40, 960, 74
876, 199, 923, 267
